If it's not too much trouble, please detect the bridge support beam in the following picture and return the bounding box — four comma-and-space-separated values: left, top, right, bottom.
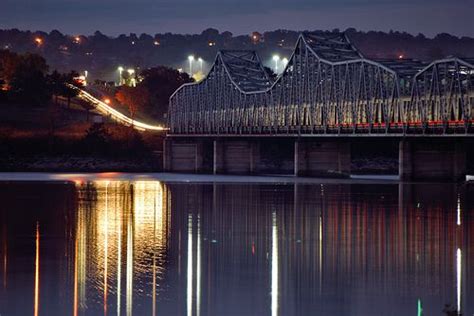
213, 140, 260, 174
294, 140, 351, 177
163, 139, 206, 173
399, 139, 466, 181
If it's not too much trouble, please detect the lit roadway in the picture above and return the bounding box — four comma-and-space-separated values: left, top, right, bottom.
68, 84, 167, 132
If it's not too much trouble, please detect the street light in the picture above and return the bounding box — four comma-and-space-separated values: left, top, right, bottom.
282, 57, 289, 68
117, 67, 124, 85
188, 55, 195, 75
128, 69, 136, 87
198, 57, 203, 73
273, 55, 280, 73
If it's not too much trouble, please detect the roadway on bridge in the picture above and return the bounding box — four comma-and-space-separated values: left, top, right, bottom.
68, 84, 167, 132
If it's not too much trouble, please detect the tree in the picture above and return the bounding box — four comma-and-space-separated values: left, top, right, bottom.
47, 70, 79, 107
9, 53, 51, 105
0, 50, 21, 89
115, 85, 150, 120
139, 66, 193, 120
61, 71, 80, 108
48, 70, 63, 105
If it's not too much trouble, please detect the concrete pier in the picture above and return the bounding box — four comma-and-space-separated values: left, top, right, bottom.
399, 139, 466, 181
213, 140, 260, 174
163, 139, 206, 173
164, 137, 469, 181
294, 140, 351, 177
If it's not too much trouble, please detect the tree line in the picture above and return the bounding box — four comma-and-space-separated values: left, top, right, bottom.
115, 66, 193, 122
0, 50, 79, 106
1, 28, 472, 81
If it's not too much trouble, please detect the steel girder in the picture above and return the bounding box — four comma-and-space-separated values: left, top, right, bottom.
168, 32, 474, 135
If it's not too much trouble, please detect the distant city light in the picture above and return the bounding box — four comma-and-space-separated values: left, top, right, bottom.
251, 32, 262, 44
208, 41, 216, 47
34, 37, 43, 45
154, 41, 160, 46
74, 36, 81, 44
399, 54, 404, 59
131, 41, 135, 45
104, 98, 111, 104
127, 69, 135, 75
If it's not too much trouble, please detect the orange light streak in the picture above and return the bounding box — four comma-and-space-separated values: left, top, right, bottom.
34, 222, 40, 316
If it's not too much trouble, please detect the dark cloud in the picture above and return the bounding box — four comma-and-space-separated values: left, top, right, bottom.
0, 0, 472, 36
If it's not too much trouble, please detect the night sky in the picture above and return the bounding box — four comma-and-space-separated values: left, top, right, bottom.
1, 0, 473, 37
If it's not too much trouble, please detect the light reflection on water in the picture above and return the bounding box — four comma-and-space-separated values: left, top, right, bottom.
0, 179, 472, 316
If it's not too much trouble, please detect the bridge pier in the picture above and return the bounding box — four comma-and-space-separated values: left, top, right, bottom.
294, 140, 351, 177
163, 139, 208, 173
399, 139, 467, 181
213, 140, 260, 174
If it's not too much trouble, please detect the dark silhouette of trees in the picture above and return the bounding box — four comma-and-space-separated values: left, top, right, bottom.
0, 27, 473, 89
8, 52, 50, 105
0, 49, 81, 107
0, 50, 21, 89
115, 85, 150, 120
113, 66, 193, 122
47, 70, 79, 107
139, 66, 193, 120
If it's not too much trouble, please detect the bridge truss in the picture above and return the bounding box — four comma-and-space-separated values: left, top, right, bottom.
169, 32, 474, 135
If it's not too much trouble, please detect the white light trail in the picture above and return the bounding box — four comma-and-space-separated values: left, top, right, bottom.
68, 85, 167, 132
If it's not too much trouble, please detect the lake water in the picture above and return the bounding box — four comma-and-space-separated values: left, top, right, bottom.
0, 174, 472, 316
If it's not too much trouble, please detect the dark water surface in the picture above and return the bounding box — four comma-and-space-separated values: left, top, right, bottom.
0, 176, 472, 316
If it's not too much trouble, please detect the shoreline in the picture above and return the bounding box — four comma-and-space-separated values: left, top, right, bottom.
0, 155, 398, 174
0, 171, 401, 184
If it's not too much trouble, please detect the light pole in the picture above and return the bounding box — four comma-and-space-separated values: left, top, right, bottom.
188, 55, 195, 75
118, 67, 124, 86
198, 57, 203, 73
273, 55, 280, 73
127, 69, 135, 87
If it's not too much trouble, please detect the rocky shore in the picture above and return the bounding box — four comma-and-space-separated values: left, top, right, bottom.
0, 155, 161, 172
0, 154, 398, 175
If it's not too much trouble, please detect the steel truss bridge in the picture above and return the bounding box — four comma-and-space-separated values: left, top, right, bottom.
169, 32, 474, 136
